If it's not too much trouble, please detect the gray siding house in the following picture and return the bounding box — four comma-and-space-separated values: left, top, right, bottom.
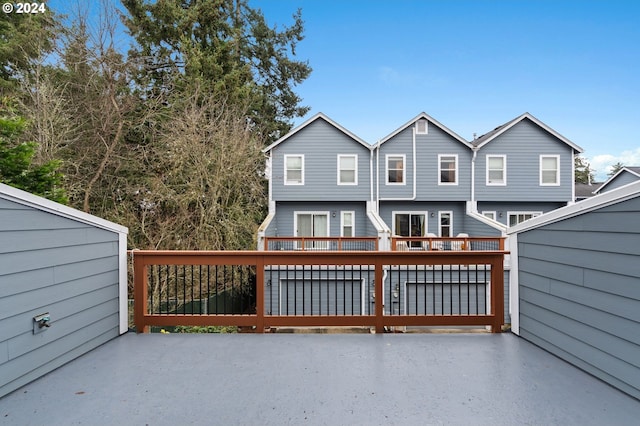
258, 111, 582, 245
473, 113, 582, 227
508, 180, 640, 400
258, 113, 389, 250
0, 184, 128, 398
593, 166, 640, 195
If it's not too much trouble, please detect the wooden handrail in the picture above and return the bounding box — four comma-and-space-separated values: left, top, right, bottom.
131, 250, 507, 334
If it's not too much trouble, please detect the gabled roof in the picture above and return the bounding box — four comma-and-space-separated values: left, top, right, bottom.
574, 182, 603, 199
376, 112, 472, 149
472, 112, 584, 153
508, 180, 640, 234
263, 112, 371, 153
593, 166, 640, 194
0, 183, 128, 234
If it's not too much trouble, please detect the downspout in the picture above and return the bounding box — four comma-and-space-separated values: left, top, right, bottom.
470, 147, 478, 211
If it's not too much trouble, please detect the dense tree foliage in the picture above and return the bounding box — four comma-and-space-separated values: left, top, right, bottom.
122, 0, 311, 140
0, 108, 66, 203
1, 0, 311, 250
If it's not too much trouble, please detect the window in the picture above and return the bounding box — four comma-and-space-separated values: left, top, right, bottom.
393, 212, 426, 248
540, 155, 560, 186
337, 155, 357, 185
439, 155, 457, 185
508, 212, 542, 227
416, 118, 428, 134
439, 211, 452, 237
341, 211, 354, 237
487, 155, 506, 185
285, 155, 304, 185
386, 155, 405, 184
482, 211, 496, 221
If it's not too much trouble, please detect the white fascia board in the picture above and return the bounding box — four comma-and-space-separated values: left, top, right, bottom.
593, 167, 640, 194
475, 112, 584, 153
263, 112, 372, 153
508, 180, 640, 234
377, 112, 472, 149
0, 183, 128, 235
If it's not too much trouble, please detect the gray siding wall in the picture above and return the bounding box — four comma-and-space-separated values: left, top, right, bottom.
272, 201, 373, 237
379, 201, 467, 236
516, 197, 640, 400
377, 124, 472, 201
599, 172, 640, 193
0, 198, 121, 398
270, 118, 372, 202
475, 119, 574, 202
462, 214, 503, 236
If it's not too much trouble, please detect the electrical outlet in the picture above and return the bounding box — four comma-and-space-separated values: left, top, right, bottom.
33, 312, 51, 334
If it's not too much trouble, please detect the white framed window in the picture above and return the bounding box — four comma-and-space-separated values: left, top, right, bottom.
337, 155, 358, 185
438, 154, 458, 185
415, 118, 428, 134
284, 154, 304, 185
386, 154, 406, 185
295, 211, 329, 237
507, 211, 542, 227
486, 155, 506, 185
341, 211, 354, 237
540, 155, 560, 186
482, 211, 497, 221
439, 211, 453, 237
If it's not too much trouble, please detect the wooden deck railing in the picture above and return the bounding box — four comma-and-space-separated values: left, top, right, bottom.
264, 237, 378, 251
391, 236, 505, 251
132, 250, 507, 334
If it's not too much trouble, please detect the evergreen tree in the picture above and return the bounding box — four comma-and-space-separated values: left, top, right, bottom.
121, 0, 312, 141
0, 106, 67, 203
574, 155, 595, 184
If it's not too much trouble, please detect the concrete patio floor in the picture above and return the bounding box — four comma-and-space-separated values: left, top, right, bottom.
1, 332, 639, 425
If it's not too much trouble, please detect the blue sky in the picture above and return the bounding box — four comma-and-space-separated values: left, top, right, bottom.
251, 0, 639, 181
48, 0, 640, 182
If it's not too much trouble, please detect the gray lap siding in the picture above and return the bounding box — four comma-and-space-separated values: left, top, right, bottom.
0, 196, 122, 398
516, 197, 640, 400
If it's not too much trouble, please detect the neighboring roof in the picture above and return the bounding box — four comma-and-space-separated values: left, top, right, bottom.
574, 182, 603, 198
263, 112, 372, 153
0, 183, 128, 234
508, 180, 640, 234
376, 112, 472, 149
472, 112, 584, 153
594, 166, 640, 194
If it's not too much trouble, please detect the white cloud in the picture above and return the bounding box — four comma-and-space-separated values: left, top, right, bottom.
588, 147, 640, 182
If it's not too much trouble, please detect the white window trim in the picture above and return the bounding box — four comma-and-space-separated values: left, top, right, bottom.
337, 154, 358, 185
340, 211, 355, 237
284, 154, 304, 186
438, 154, 458, 186
539, 155, 560, 186
386, 154, 406, 185
438, 211, 453, 237
293, 211, 330, 237
391, 211, 428, 236
482, 211, 497, 221
486, 155, 507, 186
415, 118, 428, 134
507, 211, 543, 227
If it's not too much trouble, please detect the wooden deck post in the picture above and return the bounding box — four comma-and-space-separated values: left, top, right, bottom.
491, 255, 504, 333
133, 253, 149, 333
